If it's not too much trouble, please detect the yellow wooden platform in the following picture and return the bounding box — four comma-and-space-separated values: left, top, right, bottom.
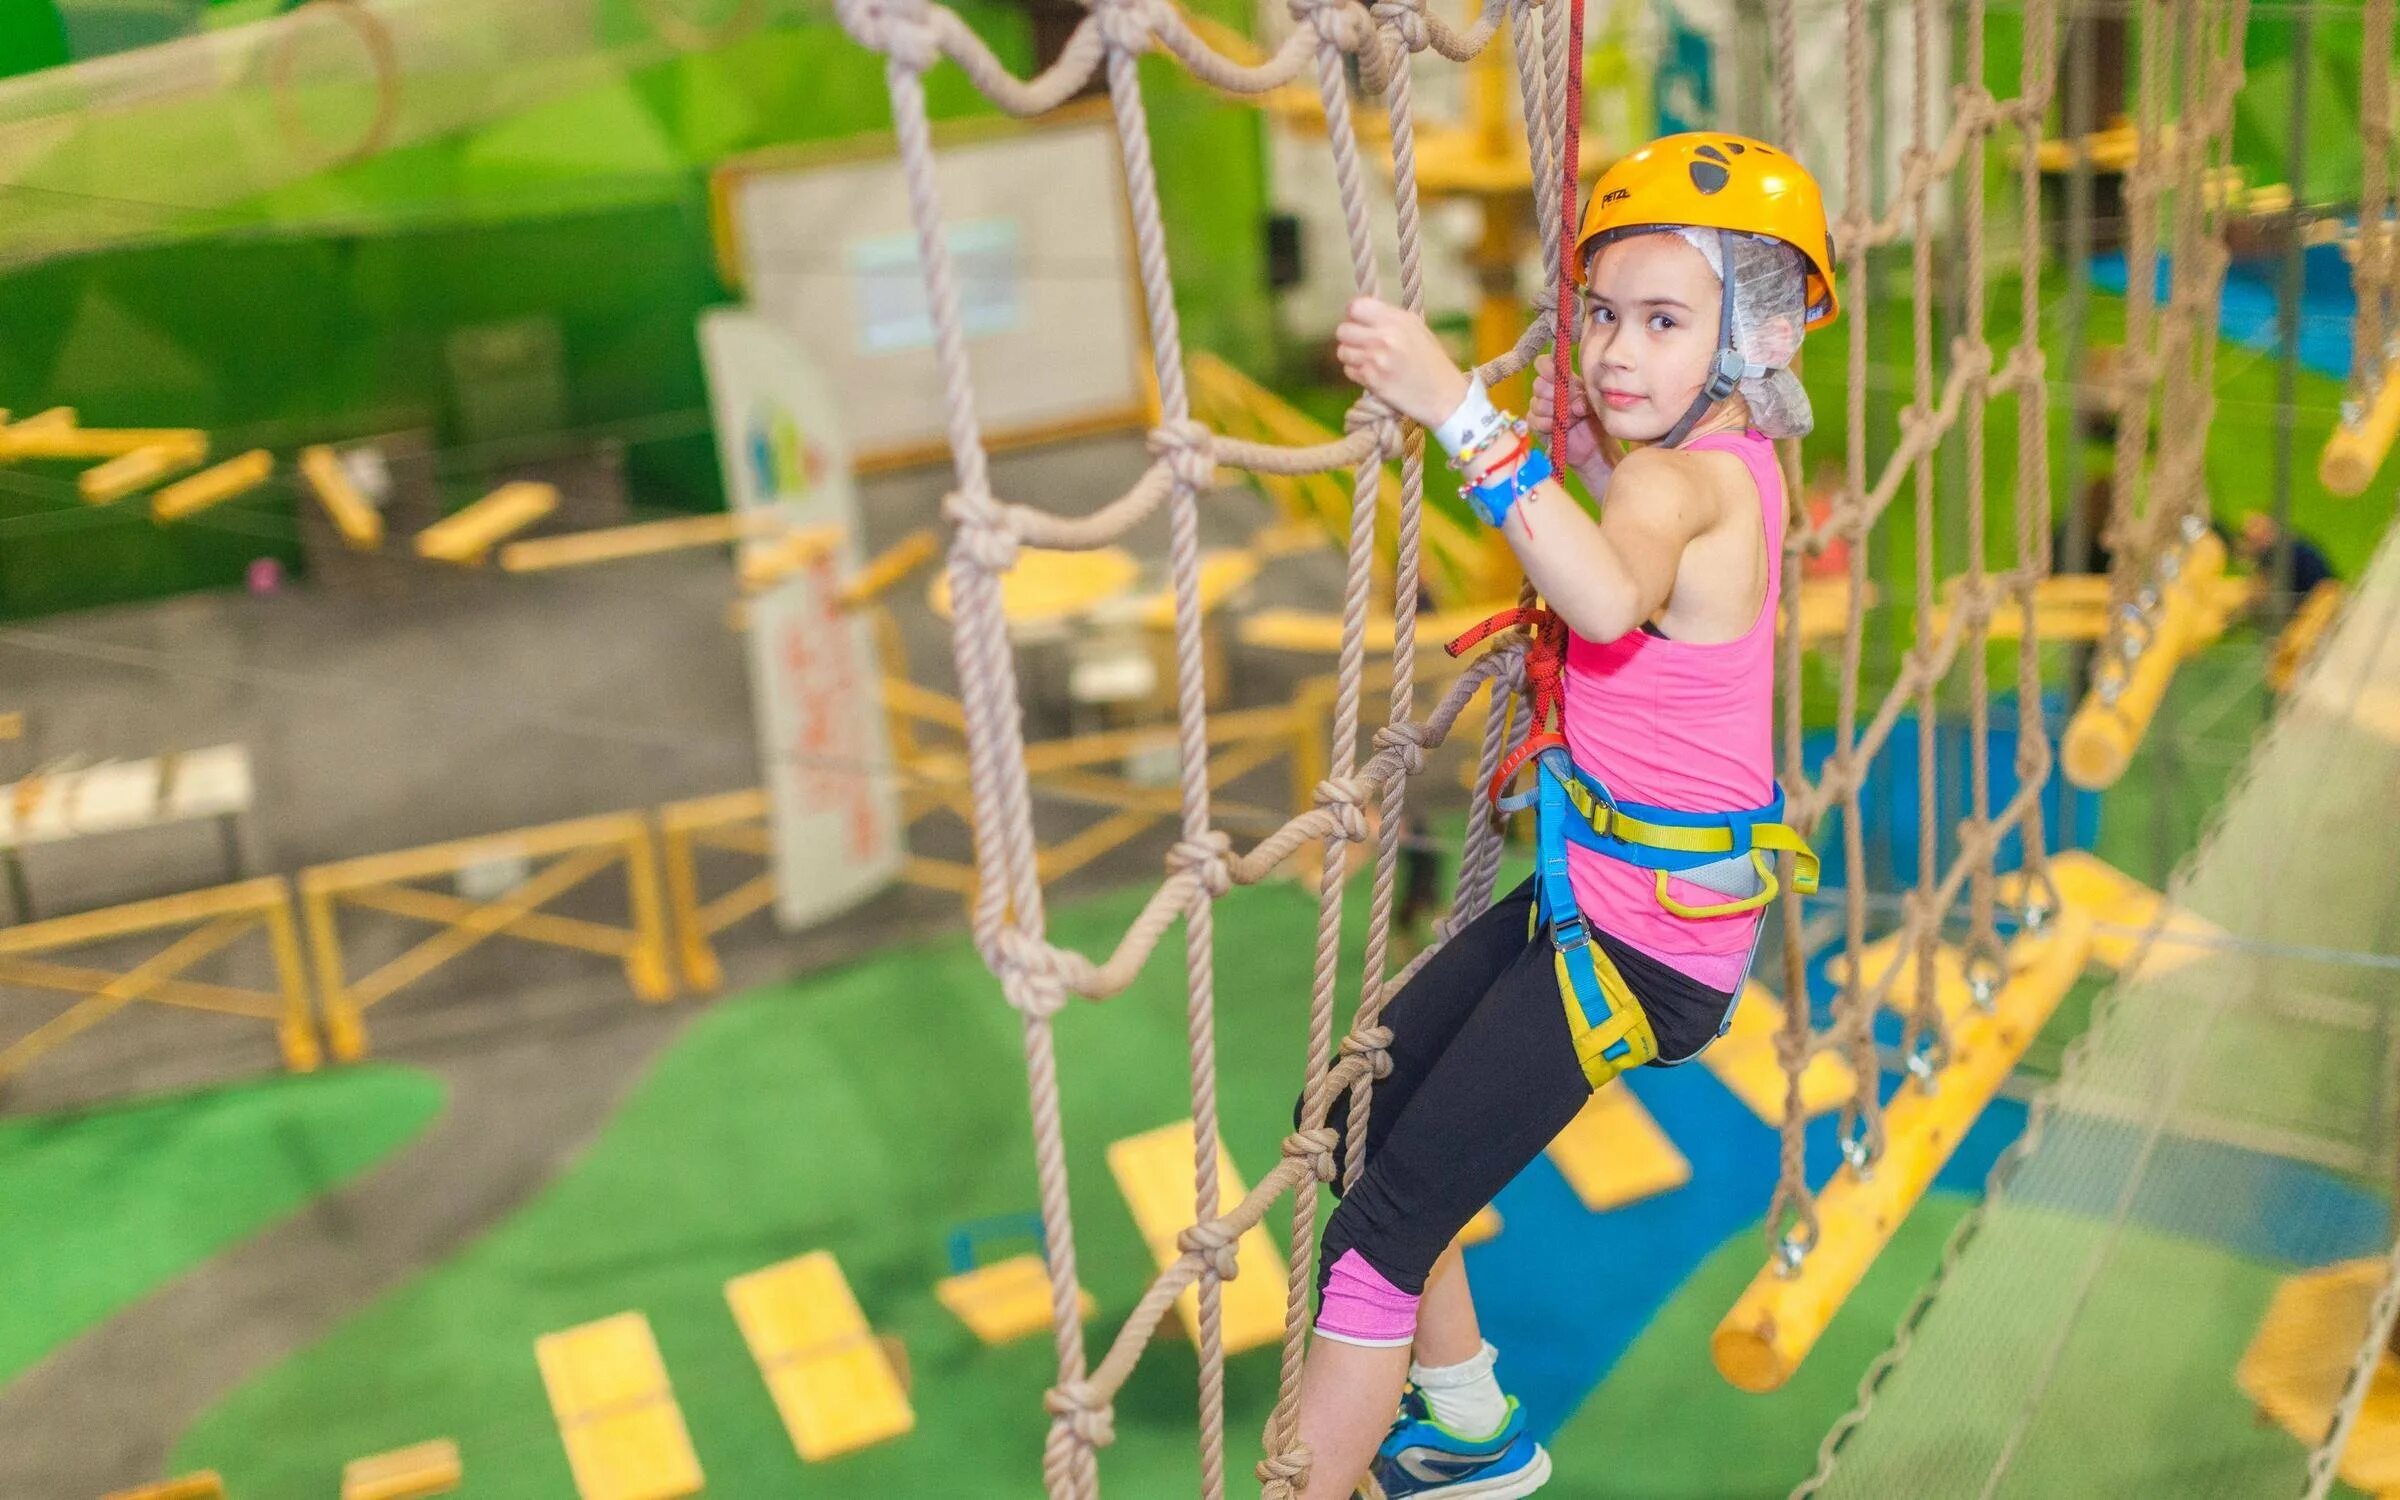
1107, 1119, 1286, 1354
102, 1475, 223, 1500
534, 1311, 703, 1500
934, 1252, 1096, 1346
1832, 933, 1979, 1027
727, 1250, 915, 1462
1546, 1084, 1690, 1210
1701, 982, 1858, 1126
1458, 1204, 1502, 1247
2000, 849, 2222, 977
2238, 1259, 2400, 1497
341, 1438, 461, 1500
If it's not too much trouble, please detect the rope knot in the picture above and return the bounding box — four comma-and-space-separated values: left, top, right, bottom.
1169, 830, 1235, 898
1146, 417, 1218, 492
1369, 0, 1428, 50
1283, 1125, 1341, 1182
1092, 0, 1153, 55
1340, 1023, 1395, 1080
994, 927, 1071, 1020
1286, 0, 1359, 44
1312, 776, 1371, 844
1344, 393, 1404, 461
1177, 1218, 1244, 1280
833, 0, 939, 69
1372, 721, 1428, 778
1258, 1446, 1312, 1490
942, 489, 1022, 574
1043, 1380, 1117, 1448
1257, 1442, 1313, 1497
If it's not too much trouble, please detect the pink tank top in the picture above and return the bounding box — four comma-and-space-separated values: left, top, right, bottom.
1560, 428, 1782, 991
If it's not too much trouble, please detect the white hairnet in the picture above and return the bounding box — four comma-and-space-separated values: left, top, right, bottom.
1671, 226, 1815, 439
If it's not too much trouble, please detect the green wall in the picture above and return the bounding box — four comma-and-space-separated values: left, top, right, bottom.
0, 6, 1275, 621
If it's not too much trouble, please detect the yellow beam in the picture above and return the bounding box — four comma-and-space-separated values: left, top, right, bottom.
499, 510, 779, 573
414, 481, 559, 565
341, 1438, 462, 1500
837, 527, 940, 607
1999, 849, 2223, 977
102, 1475, 225, 1500
300, 444, 384, 549
735, 521, 847, 593
2062, 530, 2230, 789
151, 450, 273, 522
3, 421, 203, 462
2321, 359, 2400, 497
2238, 1260, 2400, 1495
80, 444, 203, 505
1712, 910, 2094, 1392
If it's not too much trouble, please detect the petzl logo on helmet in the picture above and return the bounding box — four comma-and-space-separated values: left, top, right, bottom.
1602, 187, 1630, 205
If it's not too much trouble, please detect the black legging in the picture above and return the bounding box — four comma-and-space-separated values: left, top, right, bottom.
1302, 876, 1734, 1299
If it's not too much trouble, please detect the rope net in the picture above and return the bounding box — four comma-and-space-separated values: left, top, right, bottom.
823, 0, 2252, 1491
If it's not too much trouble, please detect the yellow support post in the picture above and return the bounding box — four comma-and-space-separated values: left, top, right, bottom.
300, 444, 384, 549
1711, 910, 2094, 1392
2321, 359, 2400, 496
414, 481, 559, 565
535, 1312, 703, 1500
2062, 530, 2230, 789
80, 444, 203, 505
151, 450, 273, 522
727, 1251, 916, 1462
2269, 579, 2345, 692
341, 1438, 462, 1500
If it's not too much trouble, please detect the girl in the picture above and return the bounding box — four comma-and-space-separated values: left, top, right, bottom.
1295, 134, 1839, 1499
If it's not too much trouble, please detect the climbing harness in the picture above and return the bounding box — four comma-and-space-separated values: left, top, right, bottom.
1447, 606, 1820, 1087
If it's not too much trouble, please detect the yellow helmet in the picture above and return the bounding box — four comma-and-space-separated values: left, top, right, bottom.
1572, 132, 1839, 330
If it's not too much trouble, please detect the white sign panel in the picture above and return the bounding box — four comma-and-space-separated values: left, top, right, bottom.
699, 306, 903, 929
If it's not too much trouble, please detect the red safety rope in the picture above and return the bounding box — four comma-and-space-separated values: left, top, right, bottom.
1446, 605, 1570, 805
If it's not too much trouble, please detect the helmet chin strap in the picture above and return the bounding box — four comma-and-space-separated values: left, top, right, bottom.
1658, 228, 1772, 449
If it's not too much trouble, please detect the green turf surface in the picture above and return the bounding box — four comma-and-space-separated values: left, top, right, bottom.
170, 877, 1369, 1497
0, 1064, 445, 1387
1551, 1192, 1975, 1499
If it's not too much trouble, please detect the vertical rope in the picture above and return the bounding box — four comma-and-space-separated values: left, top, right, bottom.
2013, 0, 2063, 918
1096, 15, 1236, 1493
1830, 0, 1883, 1170
1961, 0, 1998, 995
1550, 0, 1585, 458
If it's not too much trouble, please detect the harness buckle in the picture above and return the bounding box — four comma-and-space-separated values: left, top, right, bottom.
1550, 912, 1590, 952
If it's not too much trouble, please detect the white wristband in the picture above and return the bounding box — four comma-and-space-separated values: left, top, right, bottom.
1433, 378, 1507, 461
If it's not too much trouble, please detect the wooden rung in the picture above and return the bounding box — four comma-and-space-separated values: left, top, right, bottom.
300, 444, 384, 549
1998, 849, 2221, 978
152, 450, 273, 522
1702, 982, 1858, 1126
80, 444, 203, 505
1546, 1084, 1690, 1210
1107, 1119, 1287, 1354
341, 1438, 462, 1500
101, 1474, 225, 1500
1713, 911, 2095, 1393
934, 1252, 1096, 1346
498, 511, 783, 573
727, 1250, 915, 1461
415, 481, 559, 565
534, 1311, 703, 1500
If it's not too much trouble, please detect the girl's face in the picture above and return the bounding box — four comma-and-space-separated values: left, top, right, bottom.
1578, 232, 1725, 444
